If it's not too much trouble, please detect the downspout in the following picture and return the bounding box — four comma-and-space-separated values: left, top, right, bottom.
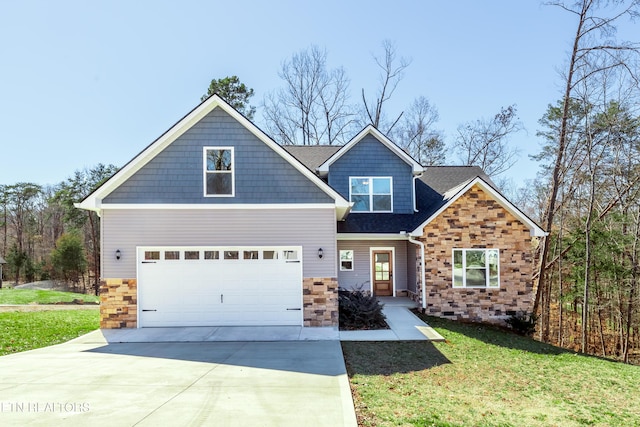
403, 231, 427, 311
412, 173, 423, 213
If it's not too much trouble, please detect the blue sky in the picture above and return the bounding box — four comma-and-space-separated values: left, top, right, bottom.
1, 1, 630, 187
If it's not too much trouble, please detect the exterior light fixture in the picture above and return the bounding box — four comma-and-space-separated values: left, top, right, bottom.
318, 248, 324, 259
116, 249, 122, 260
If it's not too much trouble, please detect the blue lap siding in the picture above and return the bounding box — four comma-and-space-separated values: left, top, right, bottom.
328, 135, 414, 214
104, 108, 333, 204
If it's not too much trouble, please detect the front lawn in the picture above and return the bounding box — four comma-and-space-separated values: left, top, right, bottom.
342, 315, 640, 427
0, 288, 99, 305
0, 310, 99, 356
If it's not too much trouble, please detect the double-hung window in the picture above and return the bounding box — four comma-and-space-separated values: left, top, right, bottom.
204, 147, 234, 196
340, 250, 354, 271
452, 248, 500, 288
350, 177, 392, 212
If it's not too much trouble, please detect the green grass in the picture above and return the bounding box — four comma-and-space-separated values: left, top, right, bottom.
0, 288, 99, 305
0, 310, 99, 356
342, 314, 640, 427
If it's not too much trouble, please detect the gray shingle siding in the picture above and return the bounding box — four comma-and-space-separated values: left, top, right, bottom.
328, 135, 414, 214
104, 108, 333, 204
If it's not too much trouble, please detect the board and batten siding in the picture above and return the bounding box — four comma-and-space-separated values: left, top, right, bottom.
336, 240, 409, 293
102, 208, 336, 279
328, 135, 414, 214
104, 108, 332, 205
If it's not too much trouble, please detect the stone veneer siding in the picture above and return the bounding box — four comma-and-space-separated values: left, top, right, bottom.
100, 278, 137, 329
303, 277, 339, 327
418, 185, 534, 323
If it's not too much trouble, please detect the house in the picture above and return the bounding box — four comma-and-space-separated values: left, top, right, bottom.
78, 95, 545, 329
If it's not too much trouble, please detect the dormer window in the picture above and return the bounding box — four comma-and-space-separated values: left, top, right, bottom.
350, 177, 392, 212
204, 147, 234, 197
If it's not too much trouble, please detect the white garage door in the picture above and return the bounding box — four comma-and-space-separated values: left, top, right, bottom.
137, 246, 303, 327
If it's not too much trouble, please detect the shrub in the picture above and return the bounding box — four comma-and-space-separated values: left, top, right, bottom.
338, 288, 388, 330
505, 311, 537, 336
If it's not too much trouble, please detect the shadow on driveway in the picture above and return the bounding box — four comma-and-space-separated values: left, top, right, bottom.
86, 340, 347, 376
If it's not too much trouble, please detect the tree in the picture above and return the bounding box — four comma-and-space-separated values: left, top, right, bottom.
455, 105, 523, 177
201, 76, 256, 120
395, 96, 446, 165
53, 164, 118, 294
361, 40, 411, 134
4, 183, 41, 284
534, 0, 640, 325
263, 45, 355, 145
50, 232, 87, 291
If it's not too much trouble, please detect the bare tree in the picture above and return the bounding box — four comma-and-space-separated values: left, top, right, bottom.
454, 105, 523, 177
262, 45, 355, 145
534, 0, 640, 319
361, 40, 411, 133
395, 96, 445, 165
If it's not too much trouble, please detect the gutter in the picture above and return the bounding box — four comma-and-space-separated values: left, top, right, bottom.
402, 231, 427, 311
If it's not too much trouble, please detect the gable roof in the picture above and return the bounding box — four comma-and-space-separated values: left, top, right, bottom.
77, 95, 351, 218
316, 125, 424, 176
410, 175, 546, 237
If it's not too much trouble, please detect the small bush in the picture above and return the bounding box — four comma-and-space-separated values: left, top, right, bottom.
505, 311, 537, 336
338, 288, 388, 330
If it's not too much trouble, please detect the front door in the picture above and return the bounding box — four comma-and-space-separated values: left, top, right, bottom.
372, 250, 393, 296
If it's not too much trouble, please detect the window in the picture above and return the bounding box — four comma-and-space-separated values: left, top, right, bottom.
263, 250, 278, 260
185, 251, 200, 260
243, 250, 259, 260
164, 251, 180, 260
144, 251, 160, 260
204, 147, 234, 196
350, 177, 392, 212
340, 250, 354, 271
452, 249, 499, 288
204, 251, 219, 260
224, 251, 239, 260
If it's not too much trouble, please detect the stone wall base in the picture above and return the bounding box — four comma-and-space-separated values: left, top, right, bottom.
303, 277, 339, 327
100, 278, 137, 329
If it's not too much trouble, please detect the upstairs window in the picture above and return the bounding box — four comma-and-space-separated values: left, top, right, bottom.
350, 177, 392, 212
204, 147, 234, 196
452, 249, 500, 288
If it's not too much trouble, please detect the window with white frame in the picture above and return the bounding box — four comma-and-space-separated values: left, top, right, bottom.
350, 177, 392, 212
452, 249, 500, 288
340, 250, 354, 271
204, 147, 234, 196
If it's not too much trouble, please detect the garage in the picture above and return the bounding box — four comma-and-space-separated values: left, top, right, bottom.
137, 246, 303, 327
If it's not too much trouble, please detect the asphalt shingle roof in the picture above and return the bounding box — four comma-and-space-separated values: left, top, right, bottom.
283, 146, 500, 234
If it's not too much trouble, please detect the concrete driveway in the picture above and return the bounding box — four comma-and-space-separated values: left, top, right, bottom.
0, 333, 357, 426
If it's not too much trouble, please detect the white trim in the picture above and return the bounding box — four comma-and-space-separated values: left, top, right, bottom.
77, 95, 350, 219
407, 236, 426, 310
337, 233, 407, 241
98, 203, 336, 210
410, 177, 547, 237
452, 248, 500, 289
349, 176, 393, 213
203, 146, 235, 197
317, 125, 424, 176
339, 249, 355, 271
369, 246, 396, 297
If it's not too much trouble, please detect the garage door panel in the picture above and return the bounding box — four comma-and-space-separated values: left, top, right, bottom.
138, 246, 303, 327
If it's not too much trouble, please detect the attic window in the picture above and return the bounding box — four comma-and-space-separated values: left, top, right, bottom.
204, 147, 234, 196
350, 177, 392, 212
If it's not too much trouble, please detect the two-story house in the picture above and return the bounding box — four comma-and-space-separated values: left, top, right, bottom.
78, 95, 545, 329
